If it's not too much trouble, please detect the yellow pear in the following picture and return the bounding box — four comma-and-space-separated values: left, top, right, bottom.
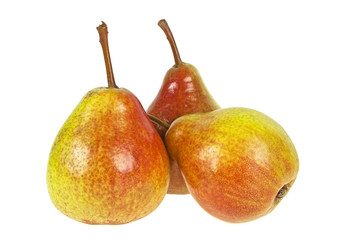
47, 22, 170, 225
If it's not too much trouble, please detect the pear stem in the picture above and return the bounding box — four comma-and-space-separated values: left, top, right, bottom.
97, 21, 118, 88
158, 19, 182, 67
148, 114, 170, 130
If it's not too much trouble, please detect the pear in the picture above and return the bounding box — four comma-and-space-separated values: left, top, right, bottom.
147, 19, 220, 194
46, 22, 170, 225
165, 108, 299, 223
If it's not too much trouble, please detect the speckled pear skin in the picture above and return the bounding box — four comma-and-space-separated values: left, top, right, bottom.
165, 108, 299, 223
47, 87, 170, 225
148, 63, 220, 194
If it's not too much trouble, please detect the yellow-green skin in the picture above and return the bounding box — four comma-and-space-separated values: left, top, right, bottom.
165, 108, 299, 223
47, 87, 170, 225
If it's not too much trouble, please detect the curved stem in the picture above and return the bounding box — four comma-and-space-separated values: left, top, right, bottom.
97, 21, 118, 88
148, 114, 170, 130
158, 19, 182, 67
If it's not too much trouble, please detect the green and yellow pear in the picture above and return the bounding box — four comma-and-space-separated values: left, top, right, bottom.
46, 22, 170, 225
165, 108, 299, 223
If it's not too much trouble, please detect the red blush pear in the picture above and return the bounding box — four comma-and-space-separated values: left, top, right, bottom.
148, 19, 220, 194
165, 107, 299, 223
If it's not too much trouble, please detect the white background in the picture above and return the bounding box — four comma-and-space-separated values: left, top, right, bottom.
1, 0, 345, 239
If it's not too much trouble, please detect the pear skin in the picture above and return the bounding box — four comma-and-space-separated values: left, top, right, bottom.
148, 63, 220, 124
165, 108, 299, 223
148, 20, 220, 194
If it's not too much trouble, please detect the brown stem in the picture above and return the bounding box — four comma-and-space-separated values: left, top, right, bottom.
97, 21, 118, 88
148, 114, 170, 130
158, 19, 182, 67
